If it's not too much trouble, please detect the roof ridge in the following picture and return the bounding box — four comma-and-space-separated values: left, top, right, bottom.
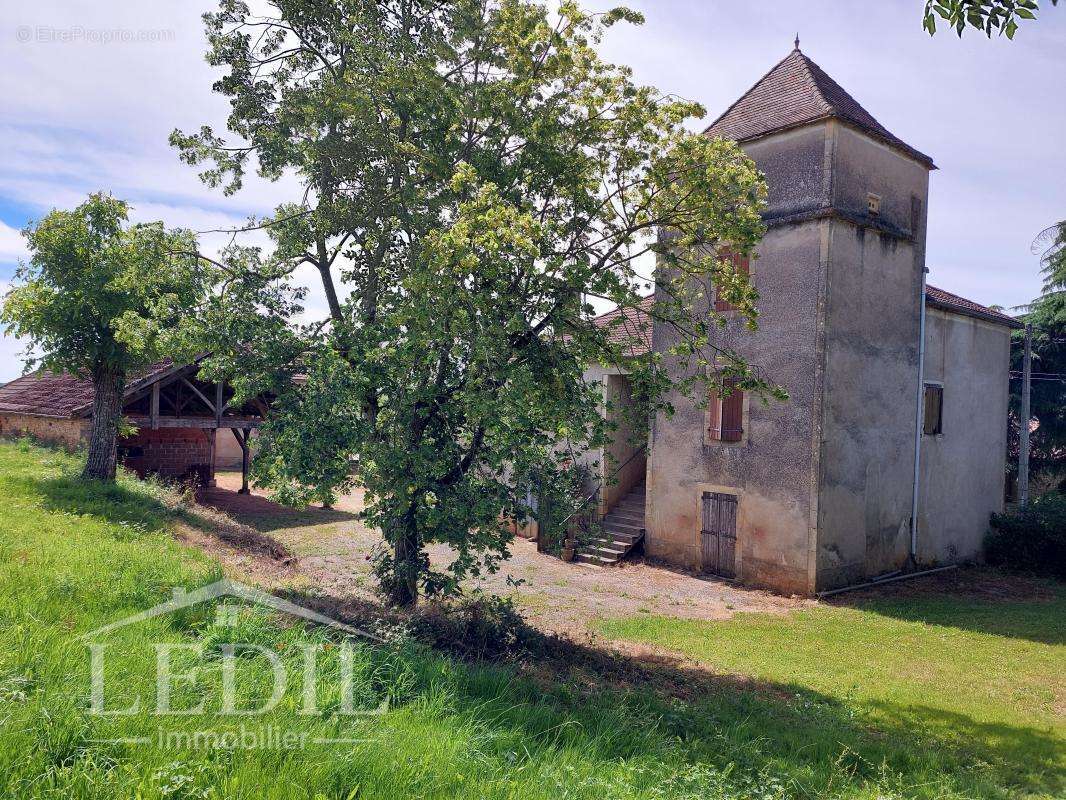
702, 49, 801, 136
704, 48, 935, 169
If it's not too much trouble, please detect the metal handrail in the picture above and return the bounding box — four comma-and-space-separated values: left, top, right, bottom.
557, 443, 648, 529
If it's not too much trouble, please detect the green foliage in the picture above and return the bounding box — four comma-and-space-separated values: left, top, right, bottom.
2, 440, 1064, 798
923, 0, 1058, 38
987, 492, 1066, 578
1, 193, 214, 378
1008, 221, 1066, 486
175, 1, 774, 604
600, 588, 1066, 797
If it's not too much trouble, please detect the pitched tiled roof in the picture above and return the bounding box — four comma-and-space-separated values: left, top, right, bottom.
705, 48, 935, 169
591, 295, 654, 358
0, 359, 183, 418
925, 285, 1022, 329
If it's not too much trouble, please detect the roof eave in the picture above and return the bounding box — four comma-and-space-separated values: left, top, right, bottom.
712, 116, 936, 171
925, 298, 1023, 329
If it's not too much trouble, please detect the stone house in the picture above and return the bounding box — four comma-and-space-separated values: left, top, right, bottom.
577, 47, 1021, 594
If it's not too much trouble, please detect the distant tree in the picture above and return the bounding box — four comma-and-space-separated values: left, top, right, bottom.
923, 0, 1058, 38
1009, 221, 1066, 490
1, 193, 215, 481
175, 0, 778, 607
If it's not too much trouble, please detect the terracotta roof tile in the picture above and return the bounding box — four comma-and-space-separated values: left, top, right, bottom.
705, 48, 935, 169
925, 284, 1022, 329
591, 295, 654, 357
0, 359, 182, 418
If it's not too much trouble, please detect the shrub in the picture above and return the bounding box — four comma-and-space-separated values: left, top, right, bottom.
986, 492, 1066, 579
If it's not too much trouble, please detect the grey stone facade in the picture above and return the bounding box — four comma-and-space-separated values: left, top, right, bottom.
633, 51, 1018, 594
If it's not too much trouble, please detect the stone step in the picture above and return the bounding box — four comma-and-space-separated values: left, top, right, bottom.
575, 553, 617, 566
604, 521, 644, 534
585, 534, 626, 546
605, 516, 643, 529
583, 544, 626, 559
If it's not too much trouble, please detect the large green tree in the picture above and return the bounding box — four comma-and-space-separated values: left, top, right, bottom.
1, 193, 215, 481
176, 0, 776, 606
1010, 221, 1066, 489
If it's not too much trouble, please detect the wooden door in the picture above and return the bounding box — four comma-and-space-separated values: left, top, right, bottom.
700, 491, 737, 578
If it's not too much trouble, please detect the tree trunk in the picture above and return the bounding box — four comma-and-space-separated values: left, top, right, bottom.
81, 366, 125, 482
389, 513, 420, 608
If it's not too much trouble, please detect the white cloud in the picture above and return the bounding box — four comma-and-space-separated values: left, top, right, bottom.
1, 0, 1063, 381
0, 222, 28, 262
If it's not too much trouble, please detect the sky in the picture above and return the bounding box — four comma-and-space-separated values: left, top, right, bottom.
1, 0, 1063, 382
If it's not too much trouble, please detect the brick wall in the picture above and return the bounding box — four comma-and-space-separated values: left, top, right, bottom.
119, 427, 214, 481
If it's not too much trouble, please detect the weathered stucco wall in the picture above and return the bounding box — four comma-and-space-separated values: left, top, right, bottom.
0, 413, 87, 448
918, 309, 1011, 563
647, 219, 824, 593
814, 124, 930, 590
742, 124, 830, 219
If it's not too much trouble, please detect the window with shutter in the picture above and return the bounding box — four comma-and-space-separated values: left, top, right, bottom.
923, 384, 943, 436
706, 375, 745, 444
720, 376, 744, 442
713, 250, 750, 313
707, 387, 722, 440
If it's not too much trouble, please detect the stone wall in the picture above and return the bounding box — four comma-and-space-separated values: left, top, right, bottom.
0, 413, 87, 449
646, 218, 825, 594
814, 123, 930, 589
918, 309, 1011, 563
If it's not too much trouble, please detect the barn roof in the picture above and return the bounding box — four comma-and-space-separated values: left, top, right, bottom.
705, 46, 935, 169
0, 359, 187, 419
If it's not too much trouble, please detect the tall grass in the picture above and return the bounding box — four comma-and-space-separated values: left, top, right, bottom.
0, 439, 1061, 799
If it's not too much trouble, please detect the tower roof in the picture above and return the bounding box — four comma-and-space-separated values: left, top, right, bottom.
705, 47, 935, 169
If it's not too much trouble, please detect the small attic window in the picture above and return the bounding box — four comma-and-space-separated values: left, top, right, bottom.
867, 192, 882, 216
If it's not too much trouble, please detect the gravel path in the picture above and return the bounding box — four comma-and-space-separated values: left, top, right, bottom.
202, 472, 810, 635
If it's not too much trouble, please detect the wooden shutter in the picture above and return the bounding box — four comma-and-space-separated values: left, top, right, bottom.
720, 376, 744, 442
707, 387, 722, 440
714, 250, 750, 312
923, 384, 943, 435
700, 491, 737, 578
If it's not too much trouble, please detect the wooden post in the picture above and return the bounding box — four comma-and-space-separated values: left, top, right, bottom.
206, 428, 217, 488
231, 428, 250, 494
1019, 322, 1032, 507
150, 383, 160, 430
215, 381, 224, 424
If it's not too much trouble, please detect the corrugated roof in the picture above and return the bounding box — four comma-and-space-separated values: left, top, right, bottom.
705, 47, 935, 169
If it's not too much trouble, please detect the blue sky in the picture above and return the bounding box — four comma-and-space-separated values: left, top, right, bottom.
2, 0, 1064, 382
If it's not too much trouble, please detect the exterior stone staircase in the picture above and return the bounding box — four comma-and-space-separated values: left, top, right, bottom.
575, 482, 646, 566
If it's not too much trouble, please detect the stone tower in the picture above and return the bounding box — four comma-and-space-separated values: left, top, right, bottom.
646, 46, 935, 592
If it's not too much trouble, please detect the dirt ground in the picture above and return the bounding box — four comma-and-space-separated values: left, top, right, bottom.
197, 472, 811, 635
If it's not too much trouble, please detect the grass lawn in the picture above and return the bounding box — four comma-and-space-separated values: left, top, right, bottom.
0, 439, 1063, 799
